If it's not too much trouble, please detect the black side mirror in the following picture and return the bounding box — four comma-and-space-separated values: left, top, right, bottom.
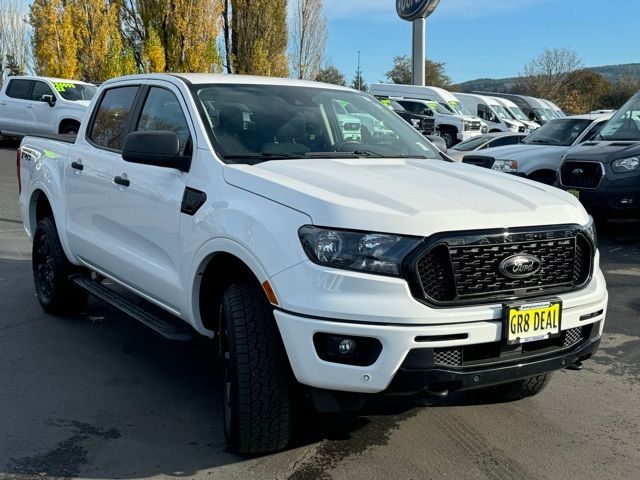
122, 131, 191, 172
42, 94, 56, 107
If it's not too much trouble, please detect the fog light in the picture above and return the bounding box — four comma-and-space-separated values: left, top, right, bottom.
620, 198, 635, 205
338, 339, 356, 355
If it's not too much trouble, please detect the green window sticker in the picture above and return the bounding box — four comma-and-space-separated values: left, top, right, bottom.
53, 82, 77, 93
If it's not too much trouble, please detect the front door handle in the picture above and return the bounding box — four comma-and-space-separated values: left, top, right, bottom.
71, 161, 83, 171
0, 101, 7, 106
26, 104, 34, 109
114, 175, 130, 187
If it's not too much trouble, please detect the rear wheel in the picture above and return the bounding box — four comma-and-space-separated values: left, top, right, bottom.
60, 122, 80, 135
476, 374, 552, 401
32, 217, 88, 314
218, 282, 295, 454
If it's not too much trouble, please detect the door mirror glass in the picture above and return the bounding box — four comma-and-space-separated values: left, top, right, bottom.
122, 130, 191, 171
41, 94, 56, 107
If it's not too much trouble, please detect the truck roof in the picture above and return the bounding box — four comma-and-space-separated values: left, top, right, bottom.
6, 75, 94, 85
102, 73, 353, 91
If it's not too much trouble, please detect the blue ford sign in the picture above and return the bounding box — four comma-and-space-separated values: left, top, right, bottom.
396, 0, 441, 21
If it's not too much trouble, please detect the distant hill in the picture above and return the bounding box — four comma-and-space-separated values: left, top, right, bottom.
455, 63, 640, 93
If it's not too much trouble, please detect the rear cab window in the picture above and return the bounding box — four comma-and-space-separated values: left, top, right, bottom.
88, 86, 139, 151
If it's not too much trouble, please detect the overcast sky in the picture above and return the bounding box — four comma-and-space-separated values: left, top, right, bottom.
323, 0, 640, 85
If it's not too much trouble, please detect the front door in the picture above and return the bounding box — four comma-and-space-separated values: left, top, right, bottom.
107, 84, 193, 312
26, 80, 57, 134
65, 84, 141, 274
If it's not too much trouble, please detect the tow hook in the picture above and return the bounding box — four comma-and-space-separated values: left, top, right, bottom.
421, 388, 449, 398
566, 361, 584, 371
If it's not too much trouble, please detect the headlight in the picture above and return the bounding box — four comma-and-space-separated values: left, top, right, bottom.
298, 226, 422, 276
491, 159, 518, 173
612, 157, 640, 173
582, 216, 597, 247
411, 118, 421, 128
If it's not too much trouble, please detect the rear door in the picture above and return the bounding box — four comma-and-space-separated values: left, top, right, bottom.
65, 84, 142, 273
26, 80, 58, 134
0, 79, 33, 135
107, 82, 193, 311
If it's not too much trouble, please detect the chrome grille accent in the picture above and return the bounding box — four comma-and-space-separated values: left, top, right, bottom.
433, 348, 462, 367
563, 327, 583, 347
560, 161, 603, 189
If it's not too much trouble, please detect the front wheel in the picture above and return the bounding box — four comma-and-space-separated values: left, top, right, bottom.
439, 129, 456, 148
32, 217, 88, 314
476, 374, 552, 401
218, 282, 295, 454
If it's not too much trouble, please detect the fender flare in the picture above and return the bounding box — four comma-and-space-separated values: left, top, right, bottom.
187, 237, 272, 336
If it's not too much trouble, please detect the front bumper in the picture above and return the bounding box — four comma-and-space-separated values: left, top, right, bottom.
272, 261, 608, 394
564, 182, 640, 218
458, 130, 482, 141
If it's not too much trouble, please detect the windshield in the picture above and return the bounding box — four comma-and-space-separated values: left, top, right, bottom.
425, 101, 452, 115
194, 84, 441, 162
379, 97, 406, 112
491, 104, 511, 120
534, 109, 550, 122
598, 94, 640, 141
449, 100, 472, 116
544, 108, 558, 119
522, 118, 592, 146
53, 82, 97, 101
507, 107, 528, 122
451, 136, 489, 151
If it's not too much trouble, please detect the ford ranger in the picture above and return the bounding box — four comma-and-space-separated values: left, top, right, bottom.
18, 74, 608, 454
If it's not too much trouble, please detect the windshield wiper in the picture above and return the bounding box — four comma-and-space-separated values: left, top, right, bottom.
224, 152, 304, 162
529, 139, 551, 144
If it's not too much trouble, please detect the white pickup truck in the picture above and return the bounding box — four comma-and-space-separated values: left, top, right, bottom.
0, 76, 96, 137
18, 74, 608, 454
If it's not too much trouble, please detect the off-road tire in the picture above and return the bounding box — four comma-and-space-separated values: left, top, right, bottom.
479, 374, 552, 401
32, 217, 88, 314
219, 282, 294, 454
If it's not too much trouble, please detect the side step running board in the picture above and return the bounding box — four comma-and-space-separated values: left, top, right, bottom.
71, 274, 194, 342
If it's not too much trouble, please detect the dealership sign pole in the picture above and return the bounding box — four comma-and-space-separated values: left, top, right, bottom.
396, 0, 441, 86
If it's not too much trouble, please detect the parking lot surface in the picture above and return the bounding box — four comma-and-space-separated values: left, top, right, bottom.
0, 143, 638, 480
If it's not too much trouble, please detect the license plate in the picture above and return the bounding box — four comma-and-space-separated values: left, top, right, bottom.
567, 189, 580, 199
504, 299, 562, 345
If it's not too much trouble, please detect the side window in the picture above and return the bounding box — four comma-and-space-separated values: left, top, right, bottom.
580, 121, 606, 143
477, 104, 487, 120
89, 86, 139, 150
136, 87, 191, 153
31, 81, 55, 102
490, 136, 521, 148
6, 79, 33, 100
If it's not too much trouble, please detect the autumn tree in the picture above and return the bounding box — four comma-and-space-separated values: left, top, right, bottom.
519, 48, 582, 104
228, 0, 289, 77
315, 65, 347, 86
385, 55, 452, 87
0, 0, 31, 79
30, 0, 79, 78
289, 0, 327, 80
559, 69, 612, 114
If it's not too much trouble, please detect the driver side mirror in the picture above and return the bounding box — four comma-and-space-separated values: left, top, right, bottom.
423, 109, 433, 116
122, 131, 191, 172
41, 94, 56, 107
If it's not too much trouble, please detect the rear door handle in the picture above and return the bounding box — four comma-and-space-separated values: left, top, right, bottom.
71, 161, 84, 171
114, 176, 130, 187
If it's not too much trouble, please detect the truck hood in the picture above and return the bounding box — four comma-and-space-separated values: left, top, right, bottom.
481, 143, 568, 162
223, 158, 588, 236
564, 140, 640, 162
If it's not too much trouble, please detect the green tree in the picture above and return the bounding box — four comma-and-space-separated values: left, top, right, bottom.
315, 65, 347, 86
4, 54, 25, 76
385, 55, 452, 87
351, 66, 367, 92
561, 69, 612, 114
229, 0, 289, 76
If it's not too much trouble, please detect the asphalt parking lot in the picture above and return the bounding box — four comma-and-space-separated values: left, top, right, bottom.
0, 142, 638, 480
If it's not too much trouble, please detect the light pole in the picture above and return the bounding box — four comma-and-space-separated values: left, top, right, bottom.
396, 0, 442, 86
357, 51, 361, 91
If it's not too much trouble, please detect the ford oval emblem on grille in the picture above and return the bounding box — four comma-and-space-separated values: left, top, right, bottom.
572, 168, 584, 175
499, 254, 541, 279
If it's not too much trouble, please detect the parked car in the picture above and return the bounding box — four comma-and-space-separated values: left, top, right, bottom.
19, 73, 607, 454
0, 76, 96, 137
455, 93, 529, 134
370, 84, 484, 147
462, 114, 612, 184
491, 96, 540, 132
474, 92, 551, 125
447, 132, 526, 161
559, 92, 640, 219
377, 96, 437, 136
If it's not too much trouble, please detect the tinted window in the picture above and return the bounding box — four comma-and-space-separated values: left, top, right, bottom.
54, 82, 97, 101
452, 136, 490, 152
89, 86, 138, 150
599, 95, 640, 141
490, 135, 522, 148
6, 79, 33, 99
31, 81, 54, 101
522, 118, 592, 146
136, 87, 190, 153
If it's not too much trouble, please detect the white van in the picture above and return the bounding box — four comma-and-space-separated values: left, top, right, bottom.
491, 97, 540, 132
455, 93, 528, 134
370, 84, 484, 147
539, 98, 566, 118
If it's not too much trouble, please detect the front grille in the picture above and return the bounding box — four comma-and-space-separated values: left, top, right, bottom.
408, 227, 594, 306
468, 121, 481, 131
433, 348, 462, 367
560, 161, 603, 189
518, 126, 526, 133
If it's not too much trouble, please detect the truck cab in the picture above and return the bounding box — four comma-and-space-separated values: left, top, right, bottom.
0, 76, 96, 137
455, 93, 527, 134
